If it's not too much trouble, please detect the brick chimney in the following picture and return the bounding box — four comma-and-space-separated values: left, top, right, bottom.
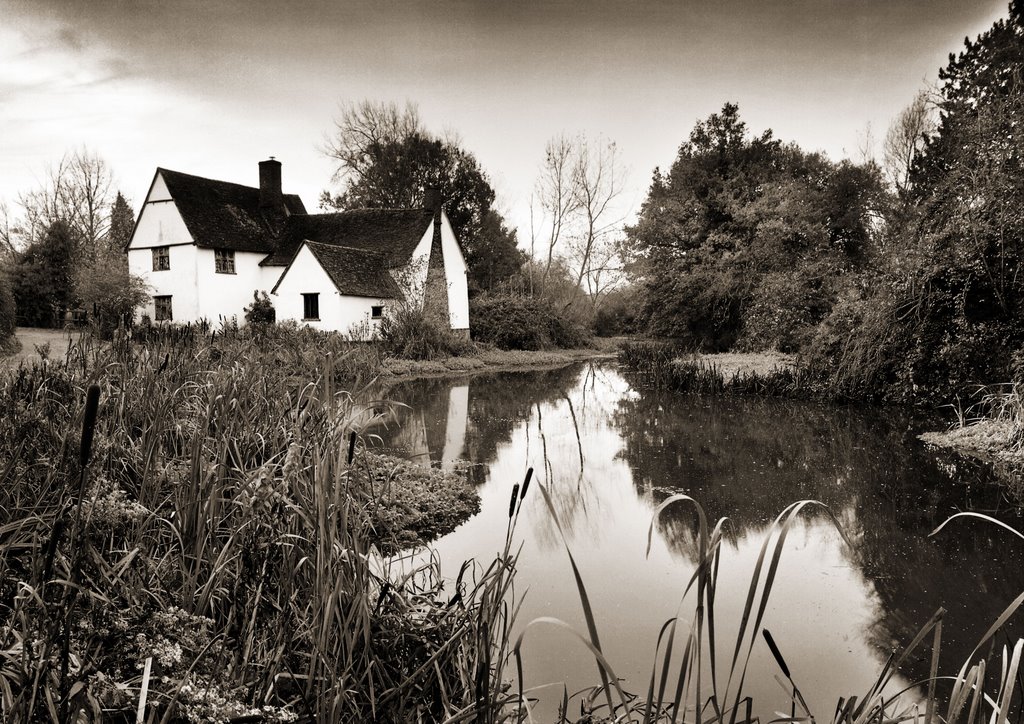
259, 158, 283, 209
424, 186, 442, 222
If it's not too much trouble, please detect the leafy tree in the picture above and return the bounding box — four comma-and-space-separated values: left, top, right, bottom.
73, 247, 149, 338
625, 103, 884, 351
11, 220, 79, 328
322, 101, 523, 291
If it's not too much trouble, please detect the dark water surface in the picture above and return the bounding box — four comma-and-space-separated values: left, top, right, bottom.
375, 362, 1024, 721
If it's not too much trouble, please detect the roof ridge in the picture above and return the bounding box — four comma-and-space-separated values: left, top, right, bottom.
159, 168, 259, 193
304, 239, 388, 256
306, 207, 432, 218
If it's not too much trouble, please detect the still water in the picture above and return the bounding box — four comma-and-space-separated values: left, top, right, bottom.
375, 362, 1024, 721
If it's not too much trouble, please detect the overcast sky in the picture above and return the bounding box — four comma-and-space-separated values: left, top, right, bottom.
0, 0, 1009, 239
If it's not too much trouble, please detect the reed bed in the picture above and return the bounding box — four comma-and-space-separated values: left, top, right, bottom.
618, 342, 816, 399
0, 327, 520, 722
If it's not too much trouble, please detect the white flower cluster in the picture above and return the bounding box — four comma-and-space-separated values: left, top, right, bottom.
178, 679, 298, 723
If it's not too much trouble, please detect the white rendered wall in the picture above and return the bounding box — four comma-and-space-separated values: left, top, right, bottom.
439, 213, 470, 330
128, 179, 200, 322
129, 243, 200, 322
272, 244, 388, 337
194, 248, 274, 325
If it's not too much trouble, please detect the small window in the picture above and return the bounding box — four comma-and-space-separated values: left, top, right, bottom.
215, 249, 235, 274
371, 305, 384, 320
152, 246, 170, 271
154, 295, 173, 322
302, 293, 319, 321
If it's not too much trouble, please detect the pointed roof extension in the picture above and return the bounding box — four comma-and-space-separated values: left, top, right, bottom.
271, 241, 403, 299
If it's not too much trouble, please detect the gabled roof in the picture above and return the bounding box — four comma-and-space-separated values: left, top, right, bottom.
273, 241, 403, 299
158, 168, 306, 253
262, 208, 433, 267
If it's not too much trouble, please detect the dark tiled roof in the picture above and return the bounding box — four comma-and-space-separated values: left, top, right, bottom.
262, 209, 433, 267
292, 241, 403, 299
159, 168, 306, 253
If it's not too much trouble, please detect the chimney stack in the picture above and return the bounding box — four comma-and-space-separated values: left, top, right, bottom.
259, 158, 283, 209
424, 186, 442, 221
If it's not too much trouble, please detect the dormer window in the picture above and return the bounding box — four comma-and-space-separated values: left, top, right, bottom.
215, 249, 235, 274
152, 246, 170, 271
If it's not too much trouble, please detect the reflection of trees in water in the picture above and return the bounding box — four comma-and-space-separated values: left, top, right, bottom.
851, 487, 1024, 690
379, 365, 584, 481
613, 386, 1024, 691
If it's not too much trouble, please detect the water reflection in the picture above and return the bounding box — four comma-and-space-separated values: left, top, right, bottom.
377, 362, 1024, 721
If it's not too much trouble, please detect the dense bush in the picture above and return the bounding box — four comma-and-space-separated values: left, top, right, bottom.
243, 290, 276, 326
592, 285, 642, 337
0, 275, 16, 352
379, 306, 476, 360
470, 293, 591, 350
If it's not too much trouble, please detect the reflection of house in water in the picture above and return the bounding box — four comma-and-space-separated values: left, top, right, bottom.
390, 384, 468, 468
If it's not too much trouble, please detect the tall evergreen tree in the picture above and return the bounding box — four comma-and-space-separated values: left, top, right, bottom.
107, 192, 135, 255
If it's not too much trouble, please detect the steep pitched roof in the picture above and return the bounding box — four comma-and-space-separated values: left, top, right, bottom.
273, 241, 403, 299
159, 168, 306, 253
262, 209, 433, 267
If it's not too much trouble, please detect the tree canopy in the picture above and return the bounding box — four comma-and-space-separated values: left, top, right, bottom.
625, 103, 884, 351
322, 101, 524, 292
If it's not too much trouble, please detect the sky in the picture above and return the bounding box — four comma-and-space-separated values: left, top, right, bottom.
0, 0, 1011, 242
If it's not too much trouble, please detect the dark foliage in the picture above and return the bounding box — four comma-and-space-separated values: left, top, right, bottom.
626, 103, 884, 353
470, 294, 591, 350
11, 220, 78, 328
379, 307, 476, 360
0, 273, 16, 351
323, 124, 524, 291
243, 290, 276, 326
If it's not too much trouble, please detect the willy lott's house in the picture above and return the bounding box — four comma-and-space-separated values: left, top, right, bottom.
125, 159, 470, 337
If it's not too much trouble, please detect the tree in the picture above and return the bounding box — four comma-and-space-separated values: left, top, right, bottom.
530, 134, 629, 311
321, 100, 523, 291
106, 192, 135, 254
882, 90, 936, 198
11, 220, 79, 328
74, 247, 149, 337
624, 103, 884, 350
17, 149, 113, 261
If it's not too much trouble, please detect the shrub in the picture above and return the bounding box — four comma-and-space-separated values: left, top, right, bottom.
0, 274, 16, 349
379, 307, 476, 360
470, 293, 591, 350
243, 290, 276, 326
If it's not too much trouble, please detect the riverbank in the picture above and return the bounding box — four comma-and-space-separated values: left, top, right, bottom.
381, 338, 621, 378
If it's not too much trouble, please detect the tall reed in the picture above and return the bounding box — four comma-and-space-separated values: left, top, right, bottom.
0, 327, 523, 722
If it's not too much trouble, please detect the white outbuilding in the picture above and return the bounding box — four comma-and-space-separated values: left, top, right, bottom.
125, 159, 470, 337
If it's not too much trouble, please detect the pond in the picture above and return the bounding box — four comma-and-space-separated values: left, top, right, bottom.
374, 361, 1024, 721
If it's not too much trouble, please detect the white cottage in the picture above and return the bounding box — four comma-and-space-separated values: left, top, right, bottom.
125, 159, 470, 337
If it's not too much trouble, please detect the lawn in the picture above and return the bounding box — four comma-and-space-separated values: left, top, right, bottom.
2, 326, 83, 367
